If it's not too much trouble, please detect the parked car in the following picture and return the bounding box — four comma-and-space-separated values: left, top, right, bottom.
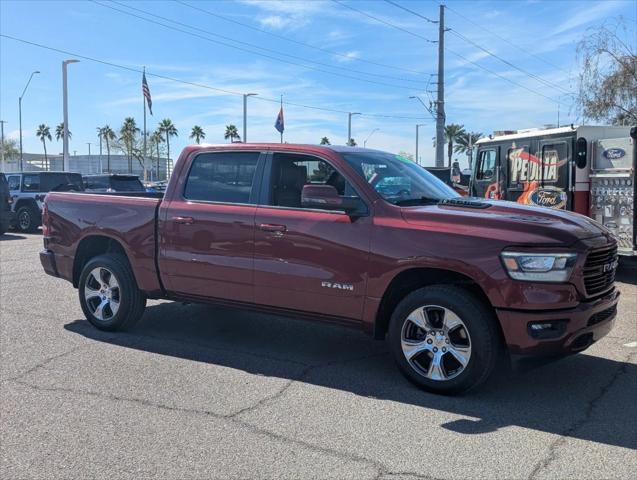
83, 174, 145, 193
0, 173, 14, 235
6, 171, 84, 233
40, 144, 619, 394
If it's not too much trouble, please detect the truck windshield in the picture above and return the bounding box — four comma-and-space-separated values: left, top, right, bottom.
342, 151, 459, 205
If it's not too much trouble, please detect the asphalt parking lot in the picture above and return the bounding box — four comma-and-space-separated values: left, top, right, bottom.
1, 232, 636, 480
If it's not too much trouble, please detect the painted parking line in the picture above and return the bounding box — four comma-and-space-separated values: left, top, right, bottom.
623, 341, 637, 348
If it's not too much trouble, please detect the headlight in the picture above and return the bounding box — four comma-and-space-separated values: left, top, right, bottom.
500, 252, 577, 282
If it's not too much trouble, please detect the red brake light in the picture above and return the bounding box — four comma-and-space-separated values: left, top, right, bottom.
42, 202, 50, 236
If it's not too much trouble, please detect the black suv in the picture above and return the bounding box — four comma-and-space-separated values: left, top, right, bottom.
83, 174, 145, 193
0, 173, 14, 235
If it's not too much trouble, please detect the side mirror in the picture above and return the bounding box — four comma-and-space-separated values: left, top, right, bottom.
301, 184, 366, 216
575, 137, 587, 169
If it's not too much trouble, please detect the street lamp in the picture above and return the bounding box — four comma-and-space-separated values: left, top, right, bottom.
363, 128, 379, 148
415, 124, 426, 165
62, 59, 79, 171
243, 93, 257, 143
19, 70, 40, 170
347, 112, 361, 145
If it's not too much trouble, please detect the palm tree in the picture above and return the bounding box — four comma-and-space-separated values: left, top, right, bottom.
150, 130, 164, 179
35, 124, 52, 170
346, 138, 357, 147
98, 125, 116, 172
444, 123, 466, 167
454, 131, 483, 170
1, 138, 19, 161
190, 125, 205, 144
55, 122, 72, 142
224, 124, 240, 143
320, 137, 331, 145
119, 117, 140, 173
159, 119, 178, 175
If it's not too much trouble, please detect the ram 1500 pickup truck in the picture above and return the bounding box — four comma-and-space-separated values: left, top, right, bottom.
40, 144, 620, 394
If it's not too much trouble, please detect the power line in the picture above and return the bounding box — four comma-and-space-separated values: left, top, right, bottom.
333, 0, 571, 106
174, 0, 426, 77
92, 0, 425, 91
383, 0, 437, 24
385, 0, 573, 95
0, 34, 432, 121
331, 0, 436, 43
443, 2, 572, 75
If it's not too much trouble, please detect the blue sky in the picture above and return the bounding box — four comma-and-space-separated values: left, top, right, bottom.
1, 0, 635, 167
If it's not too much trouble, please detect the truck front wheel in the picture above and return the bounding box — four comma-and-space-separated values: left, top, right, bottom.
78, 254, 146, 331
388, 285, 500, 395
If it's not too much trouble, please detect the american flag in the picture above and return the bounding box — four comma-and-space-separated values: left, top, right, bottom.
142, 72, 153, 115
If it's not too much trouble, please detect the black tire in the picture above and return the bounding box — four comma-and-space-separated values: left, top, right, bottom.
388, 285, 501, 395
78, 254, 146, 331
16, 205, 39, 233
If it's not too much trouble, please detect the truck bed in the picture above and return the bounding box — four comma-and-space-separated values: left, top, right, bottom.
43, 191, 163, 295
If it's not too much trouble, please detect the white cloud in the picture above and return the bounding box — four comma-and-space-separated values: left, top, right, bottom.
335, 51, 360, 63
551, 0, 623, 35
258, 15, 299, 30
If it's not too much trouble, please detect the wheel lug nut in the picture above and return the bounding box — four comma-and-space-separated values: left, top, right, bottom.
433, 347, 438, 352
442, 347, 446, 352
439, 331, 444, 336
445, 338, 449, 343
427, 339, 433, 344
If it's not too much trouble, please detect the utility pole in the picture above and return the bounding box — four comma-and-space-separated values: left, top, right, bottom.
19, 70, 40, 170
415, 124, 426, 165
243, 93, 257, 143
348, 112, 361, 145
62, 59, 79, 171
435, 4, 446, 168
0, 120, 6, 171
87, 142, 91, 156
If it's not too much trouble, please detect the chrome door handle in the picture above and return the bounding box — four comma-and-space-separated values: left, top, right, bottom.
172, 216, 194, 225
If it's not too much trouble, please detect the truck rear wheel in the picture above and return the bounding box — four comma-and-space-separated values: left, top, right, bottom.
388, 285, 500, 395
78, 254, 146, 331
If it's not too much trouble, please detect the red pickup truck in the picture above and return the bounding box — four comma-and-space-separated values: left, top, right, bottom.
40, 144, 620, 394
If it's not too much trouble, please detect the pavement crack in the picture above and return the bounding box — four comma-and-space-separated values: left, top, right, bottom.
9, 378, 386, 476
527, 351, 635, 480
1, 344, 86, 383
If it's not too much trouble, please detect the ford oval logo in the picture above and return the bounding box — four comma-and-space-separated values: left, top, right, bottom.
603, 148, 625, 160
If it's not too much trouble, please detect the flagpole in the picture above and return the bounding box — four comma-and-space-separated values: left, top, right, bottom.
143, 67, 148, 182
280, 95, 283, 144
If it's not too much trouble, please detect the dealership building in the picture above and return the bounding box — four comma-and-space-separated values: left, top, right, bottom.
2, 153, 170, 180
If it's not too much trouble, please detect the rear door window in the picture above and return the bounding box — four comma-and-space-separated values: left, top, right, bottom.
22, 174, 40, 192
109, 177, 145, 191
184, 151, 259, 204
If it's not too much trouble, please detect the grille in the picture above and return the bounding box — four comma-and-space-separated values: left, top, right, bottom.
583, 244, 618, 297
587, 305, 617, 326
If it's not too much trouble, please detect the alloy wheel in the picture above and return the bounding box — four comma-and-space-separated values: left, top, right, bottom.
84, 267, 121, 321
400, 305, 472, 381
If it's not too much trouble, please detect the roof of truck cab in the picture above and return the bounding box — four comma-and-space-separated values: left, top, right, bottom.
185, 143, 385, 154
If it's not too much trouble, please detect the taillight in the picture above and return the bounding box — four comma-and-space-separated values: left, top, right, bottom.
42, 201, 50, 236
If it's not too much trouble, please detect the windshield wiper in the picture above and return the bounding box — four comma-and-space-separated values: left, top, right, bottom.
393, 196, 441, 206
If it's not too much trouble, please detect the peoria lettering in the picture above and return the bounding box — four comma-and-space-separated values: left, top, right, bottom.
509, 147, 560, 183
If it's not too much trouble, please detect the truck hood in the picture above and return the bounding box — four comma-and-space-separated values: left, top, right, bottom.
400, 199, 611, 246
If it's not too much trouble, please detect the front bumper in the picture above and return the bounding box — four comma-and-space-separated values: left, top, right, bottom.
497, 289, 620, 355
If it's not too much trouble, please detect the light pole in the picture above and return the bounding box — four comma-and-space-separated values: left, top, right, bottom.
415, 124, 426, 165
19, 70, 40, 170
62, 59, 79, 171
347, 112, 361, 145
363, 128, 379, 148
243, 93, 257, 143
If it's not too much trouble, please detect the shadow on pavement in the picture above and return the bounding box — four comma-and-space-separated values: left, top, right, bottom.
0, 233, 28, 241
617, 258, 637, 285
65, 301, 636, 450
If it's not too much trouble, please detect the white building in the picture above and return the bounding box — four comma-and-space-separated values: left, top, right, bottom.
2, 153, 170, 180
